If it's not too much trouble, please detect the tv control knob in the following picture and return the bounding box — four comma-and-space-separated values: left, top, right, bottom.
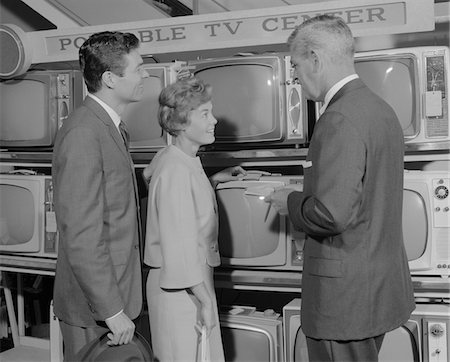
430, 323, 444, 337
435, 185, 449, 199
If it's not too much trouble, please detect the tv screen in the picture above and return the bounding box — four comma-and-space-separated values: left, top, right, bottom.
220, 315, 282, 362
293, 322, 308, 361
222, 326, 273, 362
216, 187, 280, 259
378, 322, 419, 362
193, 58, 280, 143
0, 184, 35, 245
355, 57, 418, 138
402, 189, 428, 261
0, 79, 49, 142
121, 66, 168, 150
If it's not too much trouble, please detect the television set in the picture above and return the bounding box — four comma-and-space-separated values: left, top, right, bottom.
220, 306, 283, 362
189, 54, 309, 150
120, 63, 175, 151
0, 173, 58, 258
282, 298, 308, 362
403, 170, 449, 277
354, 46, 449, 151
0, 70, 83, 149
215, 175, 305, 271
283, 298, 450, 362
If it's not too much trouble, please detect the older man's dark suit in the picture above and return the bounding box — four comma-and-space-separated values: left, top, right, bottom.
52, 96, 142, 329
288, 78, 415, 341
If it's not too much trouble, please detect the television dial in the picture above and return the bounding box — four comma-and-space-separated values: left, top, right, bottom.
435, 185, 449, 199
286, 78, 300, 85
430, 323, 445, 337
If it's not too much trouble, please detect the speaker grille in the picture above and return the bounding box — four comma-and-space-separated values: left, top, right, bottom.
0, 24, 32, 78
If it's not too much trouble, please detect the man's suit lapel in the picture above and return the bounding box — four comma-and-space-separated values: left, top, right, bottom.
83, 97, 143, 250
83, 97, 131, 162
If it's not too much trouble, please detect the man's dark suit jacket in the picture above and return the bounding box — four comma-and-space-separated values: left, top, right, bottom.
288, 78, 415, 340
52, 96, 142, 327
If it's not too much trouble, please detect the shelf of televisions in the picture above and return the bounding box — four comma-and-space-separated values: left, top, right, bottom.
1, 132, 449, 276
1, 253, 449, 299
1, 136, 449, 291
1, 43, 450, 165
1, 143, 449, 298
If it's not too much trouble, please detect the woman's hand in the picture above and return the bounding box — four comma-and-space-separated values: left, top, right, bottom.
190, 282, 216, 336
210, 166, 247, 188
199, 301, 216, 336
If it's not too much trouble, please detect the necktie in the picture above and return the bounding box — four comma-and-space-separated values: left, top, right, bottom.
119, 121, 130, 150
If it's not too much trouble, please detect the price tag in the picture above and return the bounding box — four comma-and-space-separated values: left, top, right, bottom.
425, 91, 442, 117
46, 211, 57, 232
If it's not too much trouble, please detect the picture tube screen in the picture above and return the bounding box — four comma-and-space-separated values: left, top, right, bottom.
0, 79, 48, 141
355, 58, 418, 138
195, 63, 278, 142
0, 184, 35, 245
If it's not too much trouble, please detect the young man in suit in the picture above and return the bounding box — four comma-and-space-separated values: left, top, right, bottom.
269, 15, 415, 361
52, 31, 149, 361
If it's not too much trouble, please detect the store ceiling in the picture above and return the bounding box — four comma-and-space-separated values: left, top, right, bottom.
0, 0, 447, 40
1, 0, 334, 30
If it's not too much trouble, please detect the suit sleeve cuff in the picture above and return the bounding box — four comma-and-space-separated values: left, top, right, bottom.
105, 309, 123, 322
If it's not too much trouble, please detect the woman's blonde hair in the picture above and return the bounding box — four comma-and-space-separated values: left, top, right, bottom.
158, 77, 212, 136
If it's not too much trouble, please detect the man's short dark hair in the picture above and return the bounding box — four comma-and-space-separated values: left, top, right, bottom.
79, 31, 140, 93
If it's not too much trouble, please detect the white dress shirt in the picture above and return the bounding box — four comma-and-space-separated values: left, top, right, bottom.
319, 74, 359, 116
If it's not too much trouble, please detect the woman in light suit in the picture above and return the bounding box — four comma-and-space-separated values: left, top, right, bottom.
143, 77, 245, 361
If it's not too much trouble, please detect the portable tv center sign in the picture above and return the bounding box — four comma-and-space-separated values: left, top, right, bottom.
0, 0, 435, 78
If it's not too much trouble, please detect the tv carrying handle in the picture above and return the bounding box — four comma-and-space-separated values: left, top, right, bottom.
7, 169, 37, 175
